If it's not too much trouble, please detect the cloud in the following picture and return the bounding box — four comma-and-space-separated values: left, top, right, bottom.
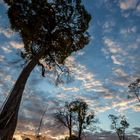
112, 99, 137, 112
0, 27, 14, 38
103, 38, 126, 65
10, 41, 24, 49
1, 44, 12, 53
111, 55, 124, 65
137, 4, 140, 12
119, 0, 140, 16
0, 55, 4, 61
131, 104, 140, 112
104, 38, 122, 54
113, 68, 128, 77
133, 127, 140, 135
64, 56, 105, 93
119, 0, 138, 10
120, 26, 137, 35
102, 20, 116, 33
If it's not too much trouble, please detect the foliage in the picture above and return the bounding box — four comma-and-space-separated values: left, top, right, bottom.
109, 114, 129, 140
4, 0, 91, 70
55, 101, 75, 138
128, 78, 140, 102
55, 100, 96, 140
71, 100, 95, 140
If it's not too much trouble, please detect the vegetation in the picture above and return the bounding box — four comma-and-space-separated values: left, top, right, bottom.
128, 78, 140, 102
70, 100, 95, 140
109, 114, 129, 140
55, 101, 75, 139
55, 99, 96, 140
0, 0, 91, 139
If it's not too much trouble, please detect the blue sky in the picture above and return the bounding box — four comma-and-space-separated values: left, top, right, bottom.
0, 0, 140, 139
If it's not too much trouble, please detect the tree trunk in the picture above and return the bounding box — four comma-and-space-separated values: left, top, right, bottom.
117, 133, 122, 140
78, 126, 82, 140
69, 111, 72, 139
69, 127, 72, 140
0, 58, 38, 140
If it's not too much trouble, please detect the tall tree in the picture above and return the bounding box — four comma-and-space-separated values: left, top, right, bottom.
71, 100, 95, 140
0, 0, 91, 139
109, 114, 129, 140
128, 78, 140, 102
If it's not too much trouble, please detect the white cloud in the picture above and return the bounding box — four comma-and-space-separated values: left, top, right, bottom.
120, 26, 137, 35
111, 55, 124, 65
136, 4, 140, 12
131, 104, 140, 112
0, 55, 4, 61
119, 0, 138, 10
109, 78, 128, 87
0, 27, 14, 38
64, 56, 111, 96
102, 37, 139, 67
113, 68, 128, 77
104, 38, 123, 54
1, 45, 12, 53
10, 41, 24, 49
102, 20, 116, 32
61, 87, 79, 92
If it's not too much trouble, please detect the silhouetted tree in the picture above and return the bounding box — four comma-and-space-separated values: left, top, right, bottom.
71, 100, 95, 140
109, 114, 129, 140
128, 78, 140, 102
56, 100, 95, 140
55, 102, 75, 139
0, 0, 91, 139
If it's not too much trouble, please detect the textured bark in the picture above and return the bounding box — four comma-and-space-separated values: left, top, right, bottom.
0, 58, 38, 140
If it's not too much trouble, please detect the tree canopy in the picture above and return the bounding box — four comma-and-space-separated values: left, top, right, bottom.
55, 100, 96, 140
109, 114, 129, 140
5, 0, 91, 68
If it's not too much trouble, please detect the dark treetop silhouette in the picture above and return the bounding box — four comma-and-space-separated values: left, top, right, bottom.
109, 114, 129, 140
0, 0, 91, 139
55, 100, 95, 140
70, 100, 95, 140
55, 102, 74, 139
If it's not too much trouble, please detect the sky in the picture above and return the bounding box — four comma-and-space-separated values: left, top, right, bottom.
0, 0, 140, 140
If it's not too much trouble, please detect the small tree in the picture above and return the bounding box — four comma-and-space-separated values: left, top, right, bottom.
55, 100, 95, 140
109, 114, 129, 140
71, 100, 95, 140
128, 79, 140, 102
55, 102, 75, 139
